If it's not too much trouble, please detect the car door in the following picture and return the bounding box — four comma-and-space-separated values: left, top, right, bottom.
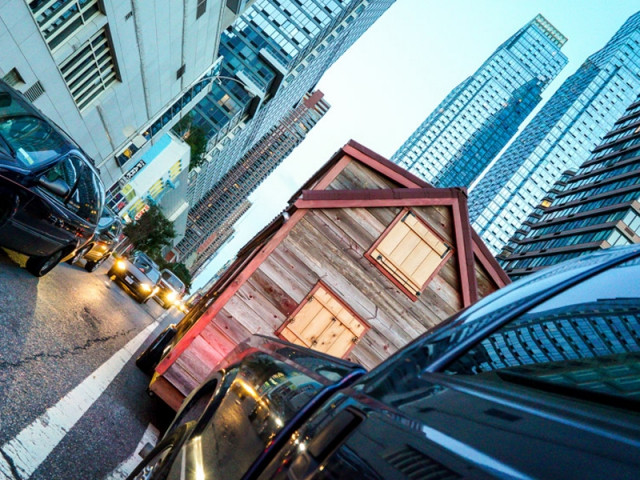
9, 156, 79, 256
63, 153, 103, 247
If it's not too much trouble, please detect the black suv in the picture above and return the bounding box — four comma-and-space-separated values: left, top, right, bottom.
0, 80, 104, 276
108, 251, 161, 303
130, 245, 640, 480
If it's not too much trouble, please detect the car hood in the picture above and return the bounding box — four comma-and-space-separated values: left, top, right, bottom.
319, 373, 640, 480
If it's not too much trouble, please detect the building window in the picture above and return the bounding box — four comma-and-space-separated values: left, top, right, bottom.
366, 209, 453, 300
59, 28, 118, 110
176, 64, 186, 79
196, 0, 207, 18
29, 0, 102, 50
277, 283, 368, 358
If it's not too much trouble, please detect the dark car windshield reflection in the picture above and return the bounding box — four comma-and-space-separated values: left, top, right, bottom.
0, 114, 71, 167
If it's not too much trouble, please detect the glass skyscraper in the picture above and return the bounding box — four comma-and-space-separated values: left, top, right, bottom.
175, 91, 330, 271
499, 93, 640, 279
391, 14, 568, 188
470, 11, 640, 254
183, 0, 394, 206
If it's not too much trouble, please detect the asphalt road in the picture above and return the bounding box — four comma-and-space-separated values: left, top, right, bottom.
0, 249, 182, 479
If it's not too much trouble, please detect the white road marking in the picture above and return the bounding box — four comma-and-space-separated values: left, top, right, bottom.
0, 311, 171, 480
104, 423, 160, 480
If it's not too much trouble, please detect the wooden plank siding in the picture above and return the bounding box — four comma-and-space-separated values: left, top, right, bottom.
154, 144, 507, 404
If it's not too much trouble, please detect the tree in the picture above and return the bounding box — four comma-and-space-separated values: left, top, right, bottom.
185, 125, 207, 171
173, 113, 207, 171
123, 205, 176, 258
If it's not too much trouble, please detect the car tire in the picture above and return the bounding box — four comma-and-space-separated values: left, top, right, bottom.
136, 325, 177, 376
126, 423, 194, 480
26, 249, 64, 277
84, 260, 98, 272
65, 243, 91, 265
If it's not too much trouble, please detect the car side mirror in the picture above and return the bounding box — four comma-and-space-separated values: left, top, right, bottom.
0, 92, 11, 108
39, 176, 71, 197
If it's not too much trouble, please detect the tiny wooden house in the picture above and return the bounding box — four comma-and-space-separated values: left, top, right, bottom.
151, 141, 510, 409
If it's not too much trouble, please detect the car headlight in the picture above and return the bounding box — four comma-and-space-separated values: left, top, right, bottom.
140, 283, 152, 293
115, 260, 126, 271
166, 291, 178, 303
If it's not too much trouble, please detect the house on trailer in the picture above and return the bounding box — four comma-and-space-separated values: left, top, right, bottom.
150, 141, 510, 409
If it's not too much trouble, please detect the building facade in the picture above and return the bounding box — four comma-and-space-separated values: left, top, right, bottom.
189, 199, 253, 277
0, 1, 247, 189
499, 94, 640, 279
175, 90, 330, 270
184, 0, 395, 206
470, 11, 640, 254
391, 14, 567, 188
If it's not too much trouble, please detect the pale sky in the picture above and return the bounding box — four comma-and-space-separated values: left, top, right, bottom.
192, 0, 640, 291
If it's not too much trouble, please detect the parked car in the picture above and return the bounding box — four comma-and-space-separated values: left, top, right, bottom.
66, 207, 123, 272
153, 269, 186, 309
0, 80, 105, 276
129, 245, 640, 480
108, 251, 161, 303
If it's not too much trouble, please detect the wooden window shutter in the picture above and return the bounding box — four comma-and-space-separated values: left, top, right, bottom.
278, 284, 367, 358
367, 209, 453, 299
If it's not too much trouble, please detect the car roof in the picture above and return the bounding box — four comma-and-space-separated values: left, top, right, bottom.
366, 244, 640, 377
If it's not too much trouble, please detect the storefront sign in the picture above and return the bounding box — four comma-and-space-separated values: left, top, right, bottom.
119, 159, 146, 187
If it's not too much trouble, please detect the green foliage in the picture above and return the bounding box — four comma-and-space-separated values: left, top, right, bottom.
185, 126, 207, 171
123, 205, 176, 259
123, 205, 192, 290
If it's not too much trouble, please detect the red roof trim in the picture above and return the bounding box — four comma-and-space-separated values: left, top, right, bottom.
345, 140, 431, 188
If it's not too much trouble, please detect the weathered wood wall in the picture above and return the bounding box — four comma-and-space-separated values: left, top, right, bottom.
164, 157, 501, 392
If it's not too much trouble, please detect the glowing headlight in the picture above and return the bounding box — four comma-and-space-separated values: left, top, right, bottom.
140, 283, 152, 293
115, 260, 126, 271
166, 291, 178, 303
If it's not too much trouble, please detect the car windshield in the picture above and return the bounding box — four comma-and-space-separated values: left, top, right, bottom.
161, 271, 184, 291
0, 88, 72, 167
132, 255, 160, 283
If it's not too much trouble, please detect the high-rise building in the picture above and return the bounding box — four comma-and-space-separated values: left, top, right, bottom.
470, 11, 640, 254
175, 90, 330, 269
0, 1, 247, 188
184, 0, 395, 206
391, 14, 568, 188
189, 200, 253, 278
499, 94, 640, 279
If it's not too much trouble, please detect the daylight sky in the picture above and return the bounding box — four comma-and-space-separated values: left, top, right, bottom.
192, 0, 640, 291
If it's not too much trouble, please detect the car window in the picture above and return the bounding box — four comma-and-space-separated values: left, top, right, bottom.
41, 157, 78, 202
443, 256, 640, 409
161, 270, 184, 291
0, 115, 71, 167
62, 155, 102, 223
132, 255, 160, 283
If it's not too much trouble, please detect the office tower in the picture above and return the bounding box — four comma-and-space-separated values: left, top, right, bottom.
499, 94, 640, 279
175, 90, 330, 270
470, 11, 640, 254
190, 200, 253, 278
0, 1, 247, 188
391, 14, 568, 188
184, 0, 395, 206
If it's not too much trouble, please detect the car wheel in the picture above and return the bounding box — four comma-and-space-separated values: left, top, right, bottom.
84, 260, 98, 272
127, 423, 193, 480
65, 244, 90, 265
26, 249, 64, 277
